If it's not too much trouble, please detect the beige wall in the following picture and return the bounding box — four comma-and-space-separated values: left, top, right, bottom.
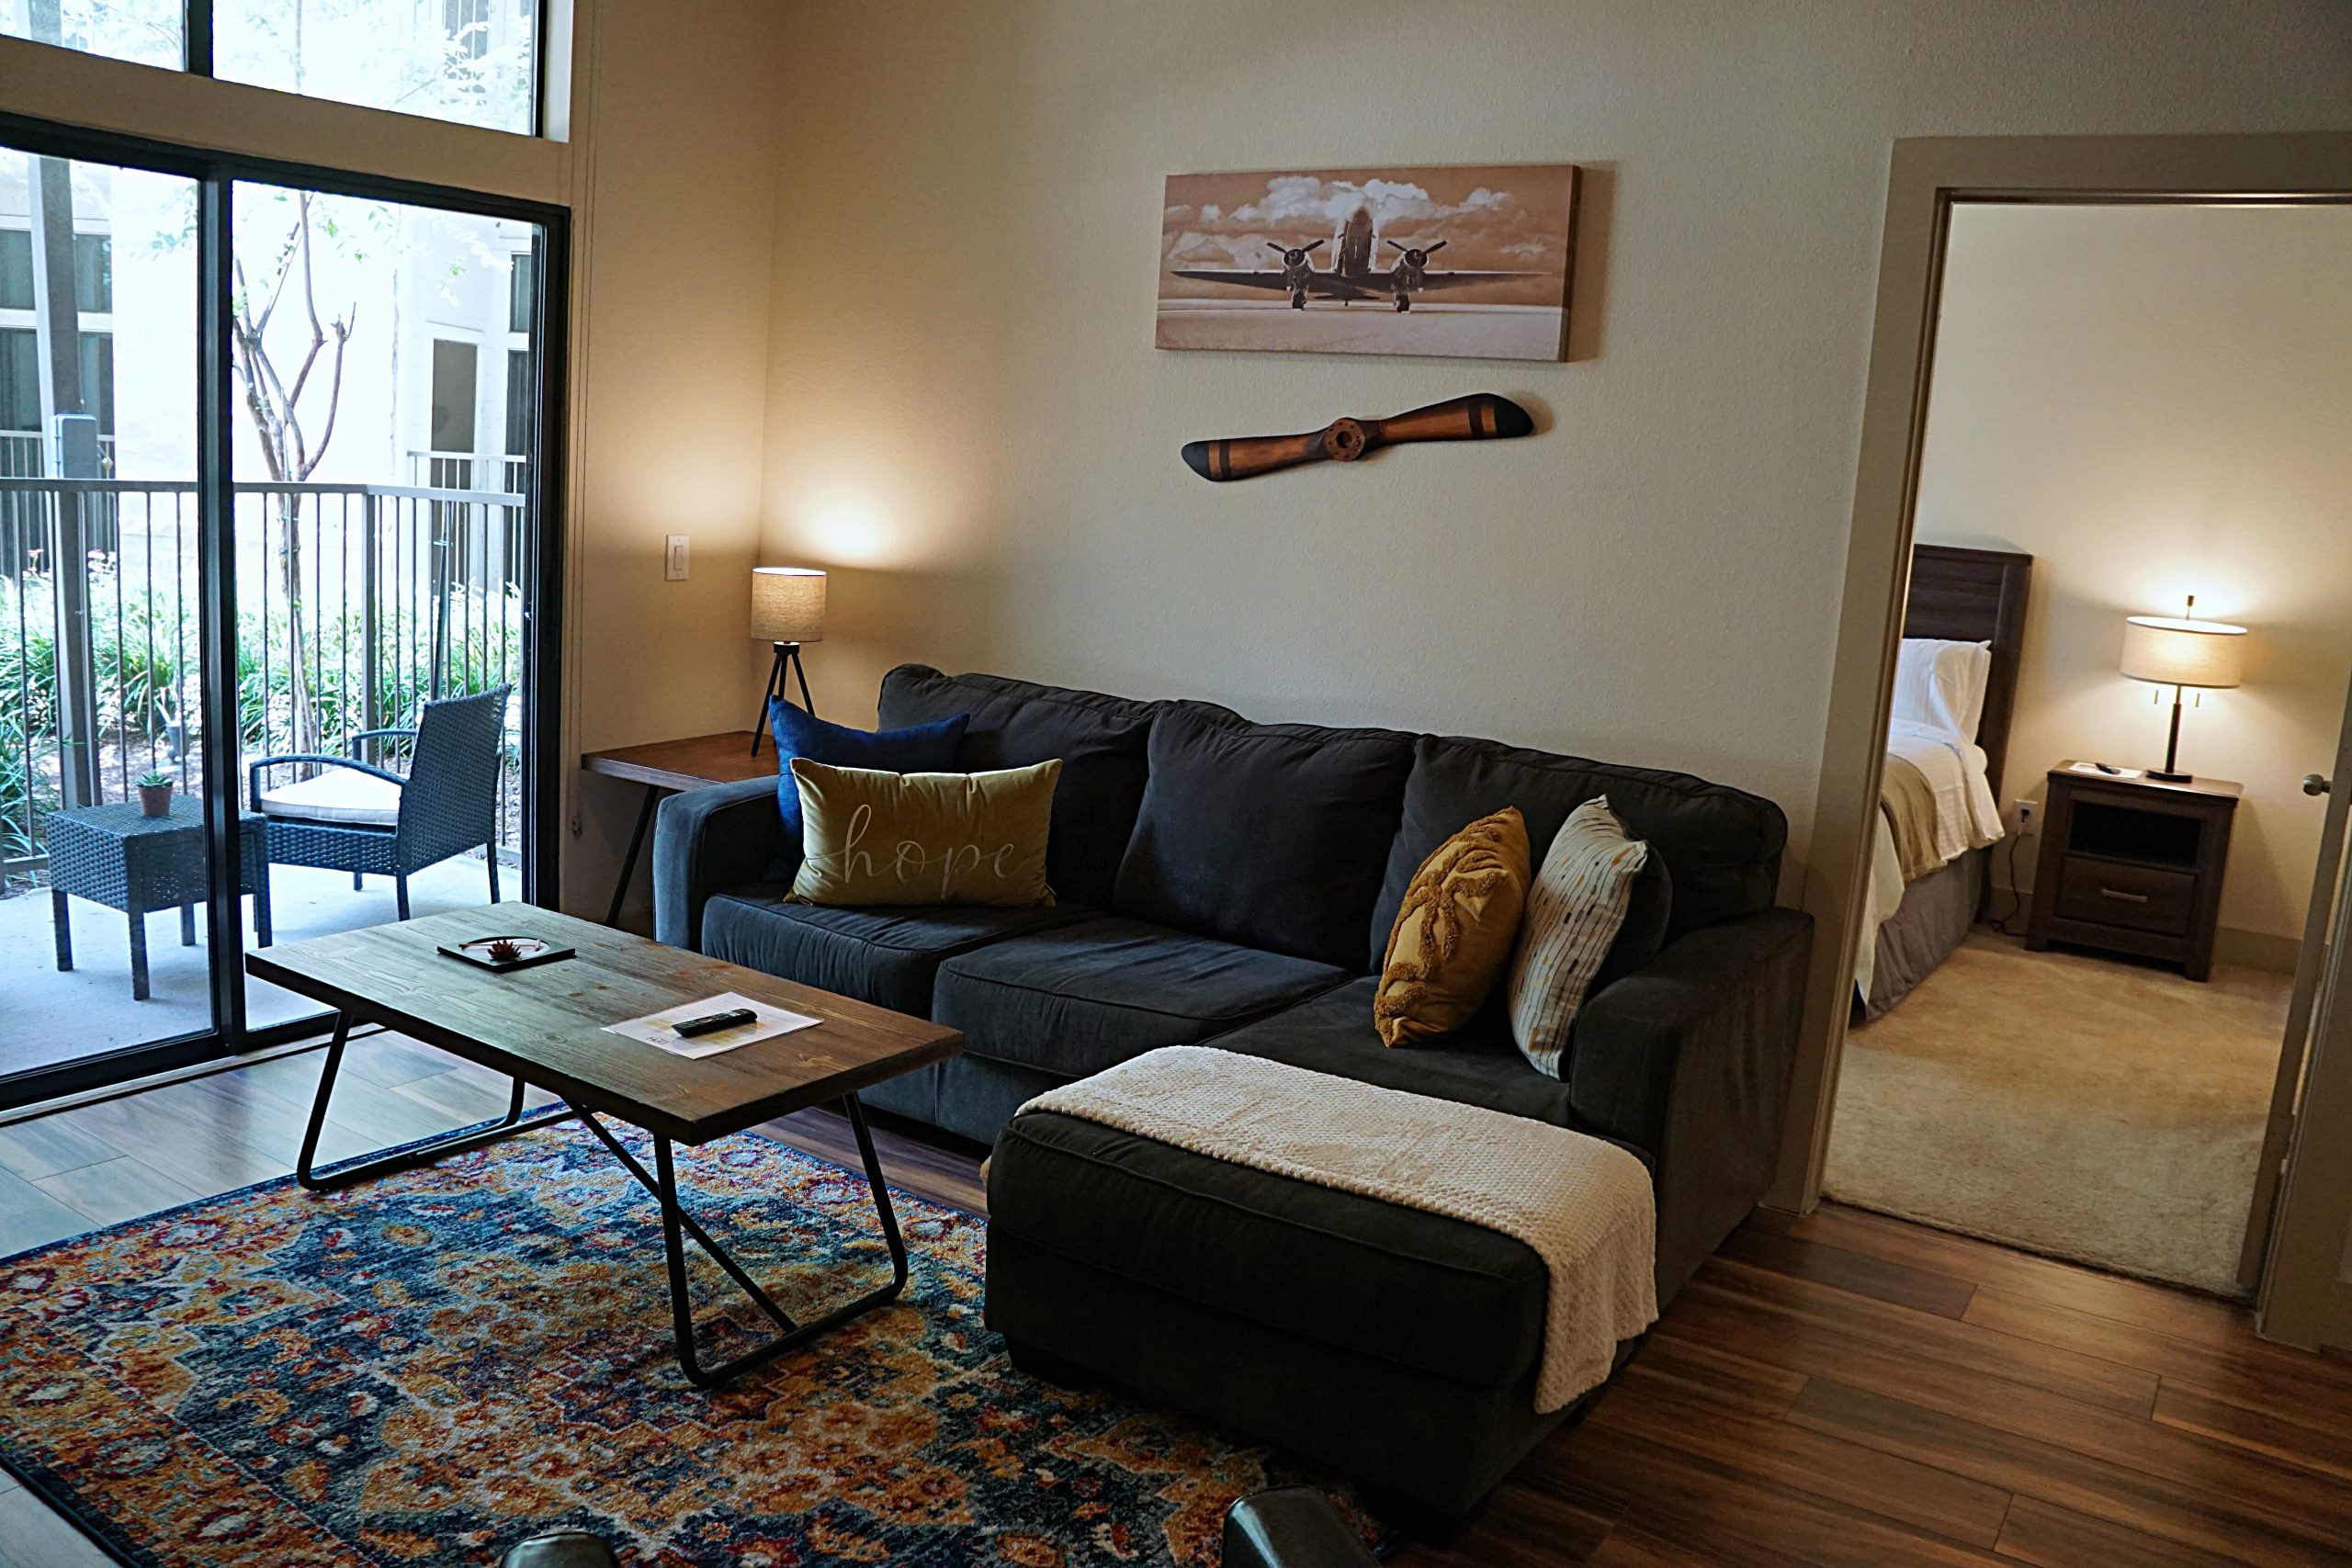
559, 0, 785, 919
1915, 203, 2352, 962
755, 1, 2352, 894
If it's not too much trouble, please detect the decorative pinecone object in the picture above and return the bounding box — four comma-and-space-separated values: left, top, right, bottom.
485, 939, 524, 964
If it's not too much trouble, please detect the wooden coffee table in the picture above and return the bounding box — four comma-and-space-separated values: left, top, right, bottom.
244, 905, 961, 1387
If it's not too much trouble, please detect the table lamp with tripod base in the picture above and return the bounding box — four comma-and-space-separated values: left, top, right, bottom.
749, 566, 827, 757
2120, 596, 2246, 783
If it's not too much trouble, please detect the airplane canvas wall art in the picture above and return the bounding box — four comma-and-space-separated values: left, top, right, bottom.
1157, 164, 1580, 361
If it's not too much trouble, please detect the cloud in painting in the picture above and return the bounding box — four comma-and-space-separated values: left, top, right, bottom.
1161, 169, 1566, 277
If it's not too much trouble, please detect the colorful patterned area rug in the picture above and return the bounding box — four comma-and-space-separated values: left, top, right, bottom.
0, 1121, 1394, 1566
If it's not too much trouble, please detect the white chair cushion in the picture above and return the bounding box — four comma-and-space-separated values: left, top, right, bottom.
259, 768, 403, 827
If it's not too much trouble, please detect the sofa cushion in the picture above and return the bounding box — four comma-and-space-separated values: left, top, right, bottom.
933, 916, 1346, 1078
1115, 703, 1415, 969
258, 768, 401, 827
992, 1108, 1549, 1388
1595, 852, 1673, 994
1368, 733, 1785, 965
1206, 976, 1617, 1139
700, 887, 1084, 1016
879, 665, 1157, 909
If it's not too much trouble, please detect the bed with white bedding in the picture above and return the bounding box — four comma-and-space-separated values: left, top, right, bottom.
1852, 546, 2033, 1021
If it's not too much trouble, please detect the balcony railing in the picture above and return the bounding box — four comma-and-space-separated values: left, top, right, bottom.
0, 476, 526, 888
408, 449, 529, 502
1, 431, 117, 480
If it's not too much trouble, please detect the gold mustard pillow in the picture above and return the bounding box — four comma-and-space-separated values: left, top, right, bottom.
1374, 807, 1532, 1047
789, 758, 1060, 908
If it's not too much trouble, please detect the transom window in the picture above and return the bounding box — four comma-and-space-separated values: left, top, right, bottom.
1, 0, 541, 136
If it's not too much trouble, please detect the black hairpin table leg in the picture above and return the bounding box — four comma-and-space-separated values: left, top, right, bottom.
296, 1011, 576, 1191
576, 1096, 910, 1388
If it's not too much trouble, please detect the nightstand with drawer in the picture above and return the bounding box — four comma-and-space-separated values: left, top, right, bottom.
2026, 761, 2240, 981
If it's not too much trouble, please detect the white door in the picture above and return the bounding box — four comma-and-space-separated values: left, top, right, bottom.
2255, 669, 2352, 1348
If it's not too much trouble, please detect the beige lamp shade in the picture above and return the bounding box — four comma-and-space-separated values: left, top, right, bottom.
751, 567, 826, 644
2120, 615, 2245, 689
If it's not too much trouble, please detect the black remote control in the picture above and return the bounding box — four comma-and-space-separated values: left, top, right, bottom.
673, 1008, 756, 1038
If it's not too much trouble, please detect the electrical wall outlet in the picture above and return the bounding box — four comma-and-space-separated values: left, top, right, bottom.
2013, 797, 2039, 833
664, 534, 690, 581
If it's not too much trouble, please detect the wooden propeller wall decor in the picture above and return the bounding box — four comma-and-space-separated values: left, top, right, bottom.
1180, 392, 1534, 482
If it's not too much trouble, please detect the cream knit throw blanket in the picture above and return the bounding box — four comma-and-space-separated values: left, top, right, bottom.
1020, 1046, 1658, 1412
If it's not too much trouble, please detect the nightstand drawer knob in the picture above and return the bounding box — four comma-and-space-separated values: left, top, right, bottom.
2099, 887, 2151, 904
2305, 773, 2331, 797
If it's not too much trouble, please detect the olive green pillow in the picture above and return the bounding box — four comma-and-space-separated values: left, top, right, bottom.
1374, 806, 1532, 1047
788, 758, 1060, 908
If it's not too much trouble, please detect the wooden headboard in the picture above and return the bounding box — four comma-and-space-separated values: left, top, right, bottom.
1902, 544, 2033, 802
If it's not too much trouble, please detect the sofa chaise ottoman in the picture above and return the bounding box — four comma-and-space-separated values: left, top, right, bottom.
653, 666, 1813, 1520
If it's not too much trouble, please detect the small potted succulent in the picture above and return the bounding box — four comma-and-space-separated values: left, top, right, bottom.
136, 770, 175, 818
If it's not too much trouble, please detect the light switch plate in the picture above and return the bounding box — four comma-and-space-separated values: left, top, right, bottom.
664, 534, 689, 581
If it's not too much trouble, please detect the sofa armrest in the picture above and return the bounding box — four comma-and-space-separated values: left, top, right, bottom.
652, 777, 791, 951
1567, 906, 1813, 1301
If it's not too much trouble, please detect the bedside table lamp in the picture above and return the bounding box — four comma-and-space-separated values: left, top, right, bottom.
750, 567, 826, 756
2120, 598, 2245, 783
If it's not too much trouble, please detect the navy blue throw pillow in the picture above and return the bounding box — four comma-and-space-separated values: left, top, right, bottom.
769, 700, 968, 837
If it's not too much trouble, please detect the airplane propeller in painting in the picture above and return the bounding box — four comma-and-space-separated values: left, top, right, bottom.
1385, 239, 1447, 307
1263, 239, 1326, 309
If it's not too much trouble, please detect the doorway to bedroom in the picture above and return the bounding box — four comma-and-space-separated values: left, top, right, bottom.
1825, 198, 2352, 1295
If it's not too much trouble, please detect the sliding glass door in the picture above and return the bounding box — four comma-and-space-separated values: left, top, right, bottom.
0, 118, 562, 1110
232, 179, 542, 1031
1, 141, 208, 1075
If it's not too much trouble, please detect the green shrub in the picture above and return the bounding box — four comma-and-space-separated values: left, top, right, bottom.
0, 563, 523, 872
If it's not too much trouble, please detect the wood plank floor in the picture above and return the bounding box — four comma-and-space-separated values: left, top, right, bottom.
2, 1036, 2346, 1566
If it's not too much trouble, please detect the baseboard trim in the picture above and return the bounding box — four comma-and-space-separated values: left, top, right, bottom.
2215, 927, 2301, 976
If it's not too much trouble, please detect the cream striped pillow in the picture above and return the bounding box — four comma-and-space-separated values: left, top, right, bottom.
1507, 796, 1651, 1078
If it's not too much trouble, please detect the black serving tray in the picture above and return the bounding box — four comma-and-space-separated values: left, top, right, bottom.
437, 935, 577, 973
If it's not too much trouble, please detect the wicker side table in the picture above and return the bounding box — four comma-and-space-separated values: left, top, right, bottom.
47, 799, 273, 1000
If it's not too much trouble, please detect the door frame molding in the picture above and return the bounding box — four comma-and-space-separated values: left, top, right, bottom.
1771, 132, 2352, 1241
0, 110, 571, 1111
2260, 693, 2352, 1346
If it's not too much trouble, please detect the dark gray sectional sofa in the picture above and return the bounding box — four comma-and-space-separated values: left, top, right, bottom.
654, 665, 1812, 1521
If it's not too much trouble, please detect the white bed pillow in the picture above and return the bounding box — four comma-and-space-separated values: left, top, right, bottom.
1893, 637, 1992, 740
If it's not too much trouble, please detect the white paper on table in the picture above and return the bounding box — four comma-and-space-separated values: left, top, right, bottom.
603, 992, 822, 1059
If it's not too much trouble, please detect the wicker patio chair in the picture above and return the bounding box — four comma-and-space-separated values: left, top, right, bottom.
247, 685, 513, 920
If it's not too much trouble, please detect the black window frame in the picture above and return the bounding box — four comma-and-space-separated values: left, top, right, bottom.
0, 107, 571, 1111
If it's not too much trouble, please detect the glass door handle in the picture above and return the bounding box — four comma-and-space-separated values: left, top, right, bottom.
2304, 773, 2332, 796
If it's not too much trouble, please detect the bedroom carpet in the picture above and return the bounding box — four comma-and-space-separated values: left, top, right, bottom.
1826, 928, 2290, 1293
